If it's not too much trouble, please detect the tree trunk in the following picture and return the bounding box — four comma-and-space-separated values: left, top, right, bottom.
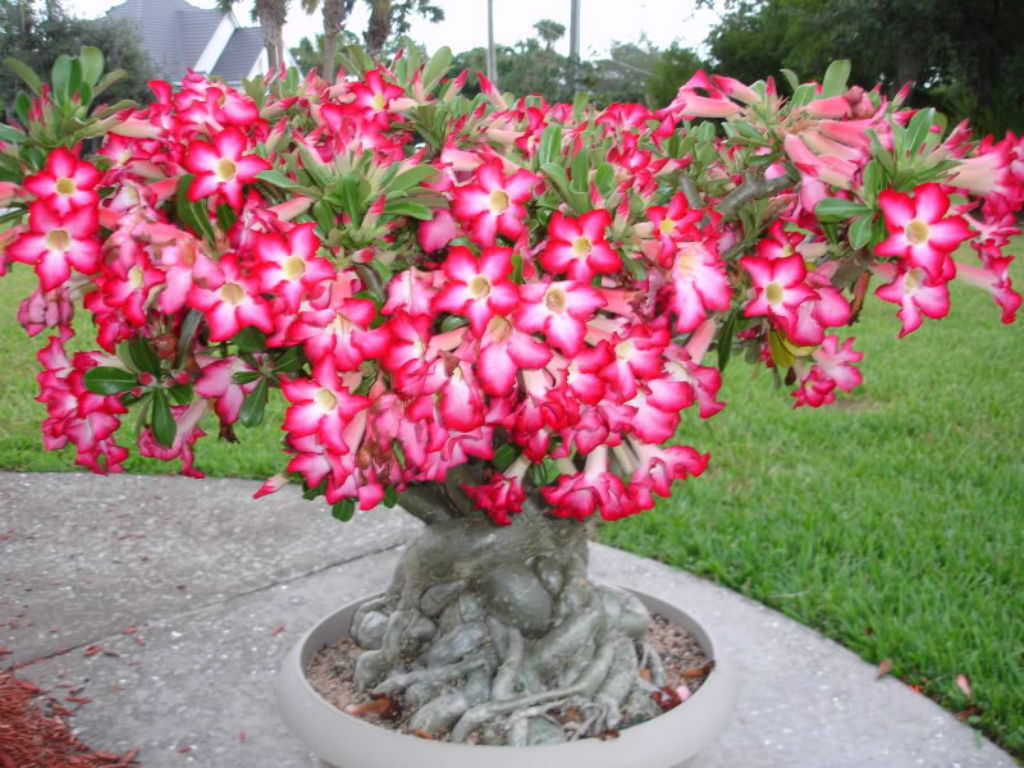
347, 497, 670, 745
321, 0, 348, 81
364, 0, 391, 59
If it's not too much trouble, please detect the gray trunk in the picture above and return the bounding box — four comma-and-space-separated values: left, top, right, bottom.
348, 497, 670, 745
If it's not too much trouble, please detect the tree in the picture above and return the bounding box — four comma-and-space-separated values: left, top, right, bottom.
533, 19, 565, 51
300, 0, 356, 79
646, 43, 703, 108
705, 0, 1024, 134
0, 0, 156, 112
363, 0, 444, 59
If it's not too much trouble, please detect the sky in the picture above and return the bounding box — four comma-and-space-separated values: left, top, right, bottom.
63, 0, 722, 60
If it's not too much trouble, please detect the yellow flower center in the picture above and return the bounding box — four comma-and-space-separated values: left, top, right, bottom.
216, 158, 237, 181
45, 229, 71, 251
219, 282, 246, 305
372, 93, 387, 111
675, 245, 699, 277
765, 282, 784, 305
468, 274, 491, 299
905, 219, 930, 245
314, 388, 338, 411
572, 236, 592, 256
615, 339, 635, 359
489, 189, 510, 214
904, 268, 924, 293
544, 286, 567, 313
55, 177, 76, 196
659, 217, 676, 235
129, 265, 145, 289
283, 256, 306, 280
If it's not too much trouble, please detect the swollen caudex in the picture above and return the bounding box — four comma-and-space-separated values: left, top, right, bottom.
348, 504, 669, 745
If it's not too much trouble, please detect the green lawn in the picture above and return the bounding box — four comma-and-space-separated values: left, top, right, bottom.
1, 254, 1022, 755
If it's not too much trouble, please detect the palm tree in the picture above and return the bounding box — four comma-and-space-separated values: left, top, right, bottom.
301, 0, 356, 79
217, 0, 289, 72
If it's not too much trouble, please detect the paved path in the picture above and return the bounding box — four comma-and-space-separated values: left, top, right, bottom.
1, 472, 1015, 767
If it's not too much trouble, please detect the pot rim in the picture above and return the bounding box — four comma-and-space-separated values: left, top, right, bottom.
276, 587, 737, 767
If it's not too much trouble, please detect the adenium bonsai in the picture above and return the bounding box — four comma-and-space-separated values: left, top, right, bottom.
0, 45, 1020, 745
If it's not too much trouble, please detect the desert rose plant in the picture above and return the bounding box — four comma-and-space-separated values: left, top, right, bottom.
0, 45, 1020, 745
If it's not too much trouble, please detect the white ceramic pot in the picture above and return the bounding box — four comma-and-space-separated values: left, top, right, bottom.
276, 589, 737, 768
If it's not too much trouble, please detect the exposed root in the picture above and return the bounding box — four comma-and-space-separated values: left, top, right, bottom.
347, 501, 678, 744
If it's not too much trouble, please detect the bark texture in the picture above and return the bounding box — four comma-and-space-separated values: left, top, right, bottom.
349, 498, 669, 744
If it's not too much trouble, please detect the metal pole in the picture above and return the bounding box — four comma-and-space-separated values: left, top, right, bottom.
569, 0, 580, 95
486, 0, 498, 86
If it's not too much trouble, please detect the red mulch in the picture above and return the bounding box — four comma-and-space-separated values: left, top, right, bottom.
0, 669, 139, 768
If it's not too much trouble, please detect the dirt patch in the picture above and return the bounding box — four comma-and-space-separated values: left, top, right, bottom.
307, 612, 711, 742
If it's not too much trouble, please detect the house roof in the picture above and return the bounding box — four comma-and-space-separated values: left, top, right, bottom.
212, 27, 265, 83
106, 0, 264, 84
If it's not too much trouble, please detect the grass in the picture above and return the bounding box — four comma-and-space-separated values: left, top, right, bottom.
1, 253, 1022, 755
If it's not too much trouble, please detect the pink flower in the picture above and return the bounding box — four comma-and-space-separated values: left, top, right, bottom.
186, 254, 274, 342
739, 254, 818, 336
138, 401, 208, 478
24, 147, 101, 215
539, 210, 621, 280
876, 183, 972, 281
183, 127, 270, 209
281, 362, 370, 456
194, 354, 261, 424
254, 223, 335, 313
7, 201, 101, 291
515, 281, 605, 356
667, 240, 732, 333
452, 160, 537, 246
873, 262, 950, 337
791, 336, 863, 408
431, 246, 519, 335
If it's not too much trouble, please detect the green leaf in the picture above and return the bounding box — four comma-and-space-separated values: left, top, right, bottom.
717, 310, 738, 372
821, 59, 851, 98
51, 55, 73, 103
176, 310, 203, 368
79, 46, 104, 87
594, 162, 615, 198
216, 202, 237, 233
297, 144, 333, 188
814, 197, 871, 222
422, 46, 452, 91
790, 82, 816, 108
382, 485, 399, 508
175, 174, 216, 241
861, 159, 883, 203
231, 327, 267, 353
779, 68, 801, 94
168, 383, 193, 406
383, 200, 432, 220
904, 107, 936, 154
387, 165, 438, 194
84, 366, 138, 395
232, 371, 262, 385
493, 444, 520, 472
337, 175, 365, 220
150, 389, 177, 448
91, 69, 126, 100
127, 336, 161, 376
4, 58, 41, 94
239, 378, 268, 427
331, 498, 356, 522
0, 124, 26, 144
570, 149, 590, 194
257, 169, 304, 190
848, 214, 874, 250
68, 58, 83, 101
271, 346, 305, 374
537, 124, 563, 167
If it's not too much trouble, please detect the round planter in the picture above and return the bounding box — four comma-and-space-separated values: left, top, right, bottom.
276, 589, 737, 768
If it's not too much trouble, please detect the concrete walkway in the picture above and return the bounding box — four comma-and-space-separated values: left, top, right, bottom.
0, 472, 1015, 767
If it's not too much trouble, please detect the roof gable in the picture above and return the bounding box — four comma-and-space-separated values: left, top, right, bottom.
106, 0, 264, 84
